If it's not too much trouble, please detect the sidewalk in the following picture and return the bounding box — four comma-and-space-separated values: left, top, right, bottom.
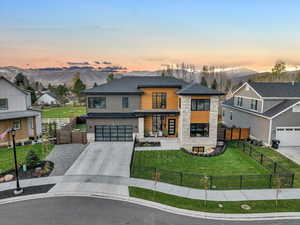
2, 175, 300, 201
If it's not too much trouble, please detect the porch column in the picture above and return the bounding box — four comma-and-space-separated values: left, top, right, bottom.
137, 117, 144, 139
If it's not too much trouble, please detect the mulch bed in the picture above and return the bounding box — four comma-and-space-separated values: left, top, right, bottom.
0, 184, 55, 200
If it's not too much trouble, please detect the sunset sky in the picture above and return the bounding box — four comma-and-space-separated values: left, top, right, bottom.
1, 0, 300, 71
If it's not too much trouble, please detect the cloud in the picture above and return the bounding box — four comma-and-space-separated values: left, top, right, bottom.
102, 61, 112, 65
94, 61, 101, 64
67, 61, 90, 66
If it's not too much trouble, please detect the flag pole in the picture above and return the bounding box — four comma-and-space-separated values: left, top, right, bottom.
10, 128, 23, 195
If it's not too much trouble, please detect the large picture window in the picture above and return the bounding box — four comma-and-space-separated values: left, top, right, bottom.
191, 99, 210, 111
152, 115, 165, 132
152, 92, 166, 109
0, 98, 8, 110
190, 123, 209, 137
88, 97, 106, 109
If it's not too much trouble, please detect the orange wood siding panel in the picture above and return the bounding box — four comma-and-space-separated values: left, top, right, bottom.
144, 116, 152, 132
140, 88, 179, 110
190, 96, 211, 123
191, 111, 210, 123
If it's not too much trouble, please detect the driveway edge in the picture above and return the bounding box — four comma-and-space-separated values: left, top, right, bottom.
1, 192, 300, 221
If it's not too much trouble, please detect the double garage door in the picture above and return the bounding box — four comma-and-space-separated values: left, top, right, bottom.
276, 127, 300, 147
95, 125, 133, 142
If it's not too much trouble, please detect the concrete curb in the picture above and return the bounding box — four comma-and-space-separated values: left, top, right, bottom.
1, 192, 300, 221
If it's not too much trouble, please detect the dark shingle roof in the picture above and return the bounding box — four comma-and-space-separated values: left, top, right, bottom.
249, 82, 300, 98
84, 76, 223, 96
222, 98, 299, 118
176, 83, 224, 96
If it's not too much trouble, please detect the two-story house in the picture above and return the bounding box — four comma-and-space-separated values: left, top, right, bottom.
222, 82, 300, 147
0, 77, 42, 146
83, 76, 223, 152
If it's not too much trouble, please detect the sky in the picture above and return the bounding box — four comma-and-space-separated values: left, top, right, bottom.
1, 0, 300, 71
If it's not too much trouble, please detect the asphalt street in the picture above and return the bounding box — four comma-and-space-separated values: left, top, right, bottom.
0, 196, 299, 225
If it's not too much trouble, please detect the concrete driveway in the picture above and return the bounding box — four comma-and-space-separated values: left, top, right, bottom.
277, 147, 300, 165
65, 142, 134, 177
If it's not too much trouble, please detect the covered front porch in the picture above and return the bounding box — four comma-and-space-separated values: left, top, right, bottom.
135, 110, 179, 139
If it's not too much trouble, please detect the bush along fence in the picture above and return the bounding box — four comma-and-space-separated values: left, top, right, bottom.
130, 141, 294, 190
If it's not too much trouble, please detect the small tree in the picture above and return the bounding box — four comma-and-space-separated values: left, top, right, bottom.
26, 149, 40, 168
271, 60, 286, 80
107, 73, 114, 83
200, 76, 208, 87
211, 78, 218, 90
93, 82, 98, 88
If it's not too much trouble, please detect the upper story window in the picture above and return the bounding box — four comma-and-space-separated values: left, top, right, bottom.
190, 123, 209, 137
250, 99, 258, 111
0, 98, 8, 110
152, 92, 166, 109
237, 97, 243, 107
122, 97, 129, 108
191, 99, 210, 111
88, 97, 106, 109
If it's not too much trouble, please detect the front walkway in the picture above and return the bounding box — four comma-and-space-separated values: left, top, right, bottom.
278, 147, 300, 165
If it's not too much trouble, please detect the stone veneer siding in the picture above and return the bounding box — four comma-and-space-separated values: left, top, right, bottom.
178, 96, 219, 152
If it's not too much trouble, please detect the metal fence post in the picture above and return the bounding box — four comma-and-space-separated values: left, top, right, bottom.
240, 175, 243, 189
274, 162, 277, 174
269, 174, 273, 188
291, 174, 295, 187
260, 153, 263, 165
209, 176, 213, 189
180, 172, 183, 186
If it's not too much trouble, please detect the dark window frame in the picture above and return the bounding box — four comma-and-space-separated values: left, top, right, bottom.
152, 92, 167, 109
250, 99, 258, 111
190, 123, 209, 137
88, 97, 106, 109
122, 96, 129, 108
152, 114, 165, 132
237, 97, 243, 107
192, 146, 205, 153
0, 98, 8, 110
191, 99, 210, 111
13, 119, 21, 130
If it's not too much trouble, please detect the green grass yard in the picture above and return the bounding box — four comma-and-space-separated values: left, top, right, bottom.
0, 144, 54, 173
41, 105, 86, 118
129, 186, 300, 213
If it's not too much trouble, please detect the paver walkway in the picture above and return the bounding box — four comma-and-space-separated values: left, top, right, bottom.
46, 144, 86, 176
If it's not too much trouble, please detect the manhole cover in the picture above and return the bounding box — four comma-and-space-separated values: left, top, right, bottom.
241, 204, 251, 210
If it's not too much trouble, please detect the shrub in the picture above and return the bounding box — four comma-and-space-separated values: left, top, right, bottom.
26, 149, 40, 168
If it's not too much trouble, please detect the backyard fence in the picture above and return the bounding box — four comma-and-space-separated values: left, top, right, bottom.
130, 141, 294, 190
56, 119, 87, 145
218, 128, 250, 141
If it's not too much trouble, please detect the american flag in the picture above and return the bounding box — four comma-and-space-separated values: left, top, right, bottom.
0, 129, 9, 141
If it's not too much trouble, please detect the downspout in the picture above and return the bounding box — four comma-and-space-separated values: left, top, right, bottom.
268, 118, 273, 146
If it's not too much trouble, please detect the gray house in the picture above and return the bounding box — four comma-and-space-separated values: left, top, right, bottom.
222, 82, 300, 147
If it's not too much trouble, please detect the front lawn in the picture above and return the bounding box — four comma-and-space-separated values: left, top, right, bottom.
0, 144, 54, 173
131, 144, 270, 189
129, 186, 300, 213
42, 106, 86, 118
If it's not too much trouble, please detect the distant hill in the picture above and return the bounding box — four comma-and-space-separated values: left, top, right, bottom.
247, 70, 300, 82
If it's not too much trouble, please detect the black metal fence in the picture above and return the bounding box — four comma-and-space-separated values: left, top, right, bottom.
130, 141, 294, 190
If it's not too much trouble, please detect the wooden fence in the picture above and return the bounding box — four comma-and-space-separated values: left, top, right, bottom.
218, 128, 250, 141
56, 120, 87, 145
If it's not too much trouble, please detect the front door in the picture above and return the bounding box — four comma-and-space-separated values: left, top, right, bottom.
168, 119, 176, 135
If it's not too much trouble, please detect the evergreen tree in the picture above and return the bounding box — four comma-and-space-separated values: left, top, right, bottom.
200, 76, 208, 86
211, 78, 218, 90
26, 149, 40, 168
14, 73, 29, 87
72, 76, 86, 99
93, 82, 98, 88
106, 73, 114, 83
26, 86, 37, 104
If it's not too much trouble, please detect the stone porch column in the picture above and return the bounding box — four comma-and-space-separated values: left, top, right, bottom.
137, 117, 144, 139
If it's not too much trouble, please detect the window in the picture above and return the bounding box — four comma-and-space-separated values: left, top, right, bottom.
222, 109, 225, 117
122, 97, 129, 108
152, 115, 165, 132
88, 97, 106, 109
237, 97, 243, 107
0, 98, 8, 110
190, 123, 209, 137
192, 147, 205, 153
191, 99, 210, 111
250, 99, 258, 111
230, 111, 233, 120
152, 93, 166, 109
13, 120, 21, 130
178, 98, 181, 109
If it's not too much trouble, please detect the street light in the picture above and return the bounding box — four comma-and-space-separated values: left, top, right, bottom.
10, 128, 23, 195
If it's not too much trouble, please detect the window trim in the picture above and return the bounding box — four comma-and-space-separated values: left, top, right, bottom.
152, 115, 165, 132
122, 96, 129, 109
192, 146, 205, 153
250, 99, 258, 111
0, 98, 8, 110
88, 97, 106, 109
190, 123, 209, 137
152, 92, 167, 109
191, 99, 210, 111
237, 96, 243, 107
13, 120, 21, 130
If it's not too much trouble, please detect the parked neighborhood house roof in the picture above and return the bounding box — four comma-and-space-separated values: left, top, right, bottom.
249, 82, 300, 98
84, 76, 223, 95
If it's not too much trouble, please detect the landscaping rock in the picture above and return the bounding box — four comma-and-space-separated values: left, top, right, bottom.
4, 174, 14, 182
0, 177, 5, 183
241, 204, 251, 210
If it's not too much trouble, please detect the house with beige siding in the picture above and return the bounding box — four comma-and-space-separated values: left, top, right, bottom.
83, 76, 223, 153
222, 82, 300, 147
0, 77, 42, 146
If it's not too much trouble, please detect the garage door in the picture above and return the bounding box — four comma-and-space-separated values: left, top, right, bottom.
95, 125, 133, 142
276, 127, 300, 147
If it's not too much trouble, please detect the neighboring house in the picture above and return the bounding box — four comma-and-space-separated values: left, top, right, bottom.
222, 82, 300, 147
0, 77, 42, 146
36, 91, 60, 105
83, 76, 223, 152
